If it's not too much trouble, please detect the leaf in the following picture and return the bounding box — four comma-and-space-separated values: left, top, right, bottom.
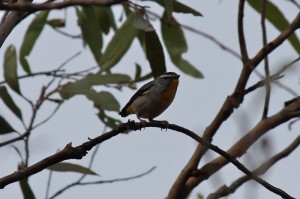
59, 73, 131, 99
247, 0, 300, 54
142, 0, 203, 16
76, 7, 103, 64
59, 79, 90, 99
86, 91, 120, 111
0, 115, 15, 134
133, 13, 154, 31
163, 0, 174, 19
47, 19, 65, 28
18, 162, 35, 199
145, 31, 167, 77
100, 13, 139, 71
20, 11, 49, 74
0, 86, 23, 120
4, 45, 21, 94
98, 109, 121, 129
134, 63, 142, 79
161, 14, 203, 78
197, 193, 204, 199
48, 162, 98, 175
95, 7, 116, 34
19, 175, 35, 199
86, 73, 131, 85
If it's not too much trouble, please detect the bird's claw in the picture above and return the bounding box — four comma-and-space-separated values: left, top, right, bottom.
160, 120, 169, 131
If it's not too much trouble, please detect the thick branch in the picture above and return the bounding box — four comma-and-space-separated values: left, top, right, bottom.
0, 0, 124, 12
0, 0, 124, 47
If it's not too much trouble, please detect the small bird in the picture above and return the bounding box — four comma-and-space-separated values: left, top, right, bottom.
119, 72, 180, 121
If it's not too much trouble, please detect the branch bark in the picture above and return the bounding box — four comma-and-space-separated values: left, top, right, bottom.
0, 0, 124, 11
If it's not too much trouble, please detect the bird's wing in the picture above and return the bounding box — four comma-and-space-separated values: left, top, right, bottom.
119, 80, 154, 116
127, 80, 154, 104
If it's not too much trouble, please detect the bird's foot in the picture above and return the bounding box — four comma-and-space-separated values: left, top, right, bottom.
149, 119, 169, 131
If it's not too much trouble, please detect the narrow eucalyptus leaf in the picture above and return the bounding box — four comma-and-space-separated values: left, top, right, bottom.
100, 13, 139, 71
4, 45, 21, 94
0, 86, 23, 120
145, 31, 166, 77
161, 14, 203, 78
20, 11, 50, 74
48, 162, 98, 175
0, 115, 15, 134
77, 7, 103, 64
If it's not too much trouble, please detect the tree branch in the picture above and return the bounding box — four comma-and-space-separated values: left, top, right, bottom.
0, 0, 124, 12
207, 135, 300, 199
251, 12, 300, 66
49, 166, 156, 199
167, 9, 300, 199
185, 97, 300, 199
0, 117, 299, 198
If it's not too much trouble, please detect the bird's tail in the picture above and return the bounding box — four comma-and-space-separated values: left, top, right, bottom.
119, 109, 129, 117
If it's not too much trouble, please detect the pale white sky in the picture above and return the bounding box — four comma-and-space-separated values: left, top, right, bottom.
0, 1, 300, 199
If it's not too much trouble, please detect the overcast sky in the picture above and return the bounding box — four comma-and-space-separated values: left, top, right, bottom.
0, 1, 300, 199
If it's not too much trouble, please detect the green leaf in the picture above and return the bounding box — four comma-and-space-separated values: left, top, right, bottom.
95, 7, 116, 34
86, 90, 120, 111
133, 13, 154, 31
98, 109, 121, 129
4, 45, 21, 94
20, 11, 49, 74
142, 0, 203, 16
247, 0, 300, 54
0, 86, 22, 120
59, 73, 131, 99
59, 80, 90, 100
18, 165, 35, 199
48, 162, 98, 175
145, 31, 167, 78
86, 73, 131, 85
161, 14, 203, 78
100, 13, 139, 71
164, 0, 174, 19
197, 193, 204, 199
77, 7, 103, 64
47, 19, 65, 28
19, 175, 35, 199
0, 115, 15, 134
134, 63, 142, 79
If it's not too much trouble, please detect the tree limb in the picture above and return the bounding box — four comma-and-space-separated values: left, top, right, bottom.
207, 135, 300, 199
0, 0, 124, 12
0, 116, 299, 198
167, 9, 300, 199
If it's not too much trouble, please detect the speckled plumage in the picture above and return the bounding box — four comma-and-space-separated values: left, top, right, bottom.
119, 72, 180, 121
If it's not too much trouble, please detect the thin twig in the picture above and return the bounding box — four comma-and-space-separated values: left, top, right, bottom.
49, 166, 156, 199
261, 0, 271, 119
48, 126, 106, 199
245, 56, 300, 94
45, 167, 53, 199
